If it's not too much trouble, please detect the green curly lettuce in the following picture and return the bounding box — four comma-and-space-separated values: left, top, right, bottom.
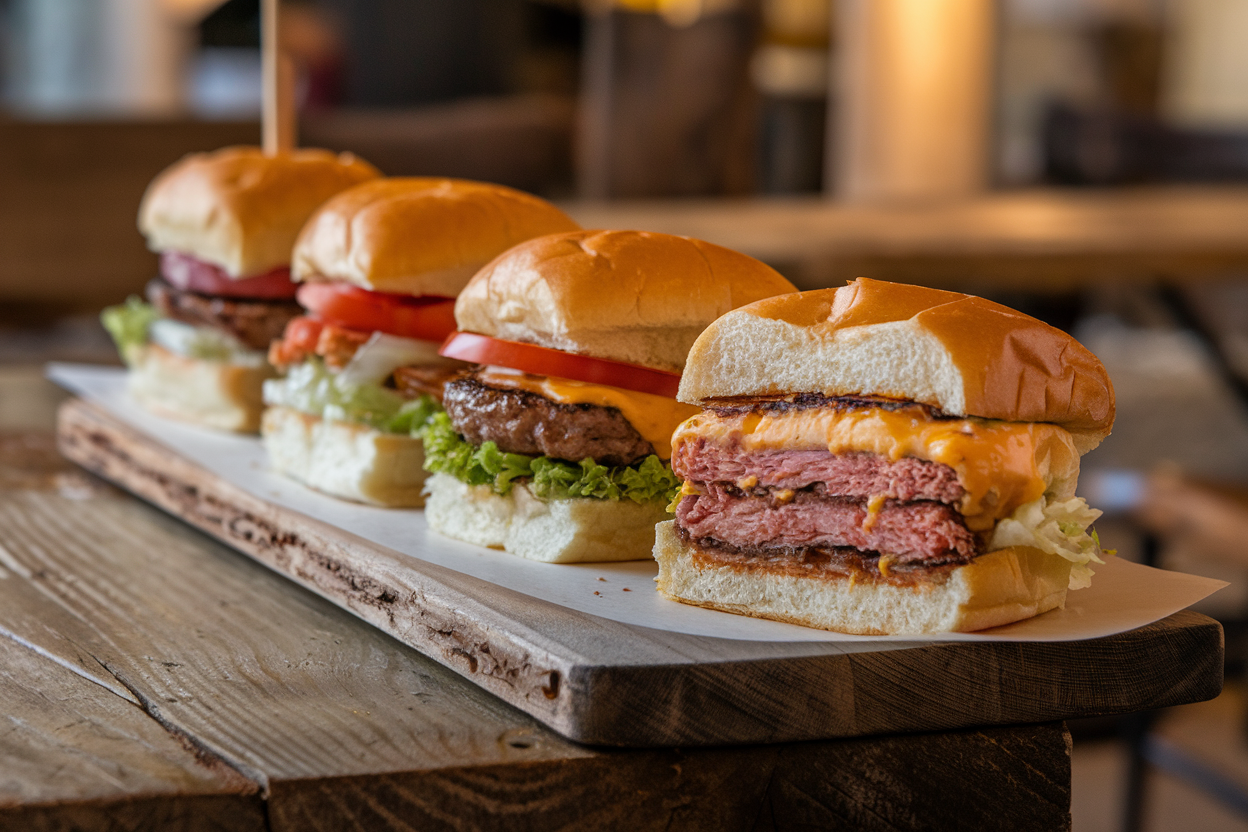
420, 412, 680, 505
263, 357, 440, 434
101, 296, 159, 364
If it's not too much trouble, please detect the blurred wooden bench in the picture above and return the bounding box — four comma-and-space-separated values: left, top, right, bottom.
0, 97, 573, 311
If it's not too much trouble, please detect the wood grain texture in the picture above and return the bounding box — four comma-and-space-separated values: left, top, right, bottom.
0, 488, 594, 783
264, 722, 1073, 832
1, 425, 1075, 830
55, 398, 1225, 748
0, 630, 263, 832
565, 188, 1248, 291
753, 722, 1072, 831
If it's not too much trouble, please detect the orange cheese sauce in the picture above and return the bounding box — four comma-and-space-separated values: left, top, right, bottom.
476, 367, 700, 459
671, 406, 1079, 531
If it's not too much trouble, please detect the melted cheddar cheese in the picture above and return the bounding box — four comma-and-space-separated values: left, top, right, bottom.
671, 406, 1080, 531
476, 367, 700, 459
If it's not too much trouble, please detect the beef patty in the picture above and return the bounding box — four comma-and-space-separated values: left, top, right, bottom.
676, 483, 978, 564
672, 406, 979, 567
147, 278, 302, 352
677, 524, 965, 586
672, 438, 965, 505
442, 374, 656, 466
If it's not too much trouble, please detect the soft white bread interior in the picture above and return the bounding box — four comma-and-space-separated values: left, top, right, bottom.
261, 406, 426, 507
424, 473, 669, 562
454, 230, 798, 373
679, 278, 1115, 453
127, 344, 273, 433
292, 178, 580, 296
139, 147, 379, 278
653, 521, 1071, 635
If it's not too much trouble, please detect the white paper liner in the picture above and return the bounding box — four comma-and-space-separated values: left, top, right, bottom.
49, 363, 1226, 644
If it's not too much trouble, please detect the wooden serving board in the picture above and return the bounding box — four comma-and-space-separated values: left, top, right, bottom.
57, 397, 1224, 747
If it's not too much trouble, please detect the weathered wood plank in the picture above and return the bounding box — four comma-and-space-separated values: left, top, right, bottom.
0, 633, 264, 831
54, 397, 1224, 747
267, 723, 1072, 832
0, 488, 594, 783
752, 723, 1072, 831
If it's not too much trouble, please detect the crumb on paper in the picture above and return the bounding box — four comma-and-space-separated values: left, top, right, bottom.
593, 591, 601, 596
622, 588, 631, 592
597, 577, 606, 582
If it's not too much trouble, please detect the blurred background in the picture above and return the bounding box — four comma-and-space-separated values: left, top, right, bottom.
4, 2, 1248, 829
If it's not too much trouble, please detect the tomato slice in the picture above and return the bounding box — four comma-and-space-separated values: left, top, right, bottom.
296, 283, 457, 342
439, 332, 682, 398
281, 315, 325, 352
160, 251, 298, 299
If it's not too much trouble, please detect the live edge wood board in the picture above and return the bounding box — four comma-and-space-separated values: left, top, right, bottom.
57, 398, 1224, 747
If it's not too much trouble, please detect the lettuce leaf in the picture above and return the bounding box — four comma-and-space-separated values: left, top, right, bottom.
100, 296, 159, 364
263, 357, 440, 434
989, 495, 1108, 589
420, 412, 680, 505
386, 396, 441, 434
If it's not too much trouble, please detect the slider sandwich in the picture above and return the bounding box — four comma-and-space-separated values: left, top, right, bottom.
424, 229, 797, 562
262, 178, 579, 506
103, 146, 380, 431
655, 278, 1116, 634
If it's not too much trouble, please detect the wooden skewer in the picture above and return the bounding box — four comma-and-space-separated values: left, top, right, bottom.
262, 0, 296, 155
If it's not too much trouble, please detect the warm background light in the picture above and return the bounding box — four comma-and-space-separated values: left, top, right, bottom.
834, 0, 995, 202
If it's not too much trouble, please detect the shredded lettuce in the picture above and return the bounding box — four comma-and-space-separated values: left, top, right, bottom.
101, 296, 159, 364
989, 495, 1108, 589
263, 357, 440, 434
420, 412, 681, 505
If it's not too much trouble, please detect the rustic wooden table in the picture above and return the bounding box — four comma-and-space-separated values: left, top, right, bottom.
0, 371, 1222, 831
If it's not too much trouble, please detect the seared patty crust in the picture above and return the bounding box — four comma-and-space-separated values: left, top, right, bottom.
442, 374, 656, 466
677, 523, 966, 586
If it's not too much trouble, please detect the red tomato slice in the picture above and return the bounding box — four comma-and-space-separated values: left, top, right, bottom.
160, 251, 298, 299
439, 332, 682, 398
281, 316, 325, 353
296, 283, 457, 343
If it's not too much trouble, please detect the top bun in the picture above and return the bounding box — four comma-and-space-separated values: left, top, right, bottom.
292, 178, 580, 297
139, 146, 379, 277
679, 278, 1115, 453
454, 230, 798, 373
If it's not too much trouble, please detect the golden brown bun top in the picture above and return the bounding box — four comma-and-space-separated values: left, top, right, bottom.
138, 146, 380, 277
454, 229, 799, 373
679, 277, 1115, 451
292, 178, 580, 297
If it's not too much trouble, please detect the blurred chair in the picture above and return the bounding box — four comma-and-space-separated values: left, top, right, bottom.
1120, 470, 1248, 832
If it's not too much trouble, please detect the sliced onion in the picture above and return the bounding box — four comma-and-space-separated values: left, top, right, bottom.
336, 331, 460, 387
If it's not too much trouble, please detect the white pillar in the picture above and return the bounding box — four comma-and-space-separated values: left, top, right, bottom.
831, 0, 996, 202
1162, 0, 1248, 130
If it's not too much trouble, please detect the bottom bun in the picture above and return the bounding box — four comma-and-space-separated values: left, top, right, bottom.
424, 472, 669, 563
128, 344, 274, 433
261, 405, 426, 507
653, 521, 1071, 635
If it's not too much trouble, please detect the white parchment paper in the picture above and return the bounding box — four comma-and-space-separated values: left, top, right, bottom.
49, 363, 1227, 644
